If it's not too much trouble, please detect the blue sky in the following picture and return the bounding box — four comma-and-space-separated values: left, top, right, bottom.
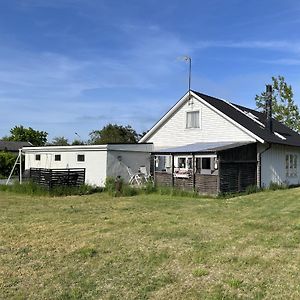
1, 0, 300, 142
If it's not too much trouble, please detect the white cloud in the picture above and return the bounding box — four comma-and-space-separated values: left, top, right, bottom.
195, 40, 300, 54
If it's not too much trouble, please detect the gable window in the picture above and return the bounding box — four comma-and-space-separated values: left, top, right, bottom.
77, 154, 85, 162
186, 111, 199, 128
55, 154, 61, 161
35, 154, 41, 161
286, 154, 297, 177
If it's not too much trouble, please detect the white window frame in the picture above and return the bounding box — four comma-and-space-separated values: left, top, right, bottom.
54, 154, 61, 161
186, 110, 200, 129
195, 155, 217, 175
77, 154, 85, 162
286, 154, 297, 177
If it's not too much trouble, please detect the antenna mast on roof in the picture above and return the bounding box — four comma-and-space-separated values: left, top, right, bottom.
178, 55, 192, 100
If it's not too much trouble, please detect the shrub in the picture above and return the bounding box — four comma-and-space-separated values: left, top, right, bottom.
0, 151, 18, 177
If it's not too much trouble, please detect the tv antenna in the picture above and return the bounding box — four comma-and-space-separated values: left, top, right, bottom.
178, 55, 192, 99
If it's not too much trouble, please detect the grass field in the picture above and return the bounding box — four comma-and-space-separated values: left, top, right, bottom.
1, 189, 300, 299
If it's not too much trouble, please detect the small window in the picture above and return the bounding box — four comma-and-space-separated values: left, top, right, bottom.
77, 154, 85, 162
35, 154, 41, 161
187, 158, 193, 169
178, 157, 186, 168
186, 111, 199, 128
55, 154, 61, 161
202, 157, 211, 170
286, 154, 297, 177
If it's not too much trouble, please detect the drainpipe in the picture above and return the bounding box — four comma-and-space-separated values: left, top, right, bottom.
258, 143, 272, 188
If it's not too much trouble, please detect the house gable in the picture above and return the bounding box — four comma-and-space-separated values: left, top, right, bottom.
141, 92, 259, 149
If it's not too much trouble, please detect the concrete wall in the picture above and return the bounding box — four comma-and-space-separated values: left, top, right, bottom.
144, 96, 255, 149
259, 143, 300, 187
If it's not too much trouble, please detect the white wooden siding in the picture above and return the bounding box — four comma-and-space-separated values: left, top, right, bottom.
145, 96, 256, 149
259, 143, 300, 187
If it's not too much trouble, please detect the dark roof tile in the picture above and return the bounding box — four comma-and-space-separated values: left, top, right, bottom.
193, 90, 300, 147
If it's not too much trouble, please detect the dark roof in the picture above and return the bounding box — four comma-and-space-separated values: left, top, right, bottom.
193, 90, 300, 147
0, 141, 32, 152
154, 141, 253, 154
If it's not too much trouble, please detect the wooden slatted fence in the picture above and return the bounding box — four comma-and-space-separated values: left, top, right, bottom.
29, 168, 85, 189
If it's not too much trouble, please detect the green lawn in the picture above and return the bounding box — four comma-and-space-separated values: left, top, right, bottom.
1, 189, 300, 299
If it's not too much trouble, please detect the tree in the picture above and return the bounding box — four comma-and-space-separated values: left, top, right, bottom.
0, 151, 17, 177
255, 76, 300, 132
51, 136, 69, 146
4, 125, 48, 146
89, 124, 139, 144
71, 139, 85, 145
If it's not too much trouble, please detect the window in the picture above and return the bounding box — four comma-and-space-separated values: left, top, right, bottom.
54, 154, 61, 161
195, 156, 217, 174
35, 154, 41, 161
186, 111, 199, 128
178, 157, 186, 168
286, 154, 297, 177
202, 157, 211, 170
187, 158, 193, 169
77, 154, 85, 162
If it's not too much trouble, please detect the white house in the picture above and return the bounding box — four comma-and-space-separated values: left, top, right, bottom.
23, 143, 153, 187
140, 89, 300, 194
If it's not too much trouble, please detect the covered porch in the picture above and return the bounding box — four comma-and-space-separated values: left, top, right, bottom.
152, 142, 257, 195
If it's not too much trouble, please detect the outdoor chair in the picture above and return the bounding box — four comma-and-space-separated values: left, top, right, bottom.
126, 166, 143, 185
138, 166, 153, 182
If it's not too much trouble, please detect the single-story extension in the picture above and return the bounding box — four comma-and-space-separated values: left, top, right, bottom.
139, 89, 300, 194
23, 143, 153, 187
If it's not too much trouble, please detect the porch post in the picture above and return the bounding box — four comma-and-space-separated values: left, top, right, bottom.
171, 154, 174, 187
192, 153, 195, 191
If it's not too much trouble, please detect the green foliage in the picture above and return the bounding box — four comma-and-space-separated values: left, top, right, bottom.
245, 185, 262, 195
105, 177, 211, 198
74, 247, 98, 258
227, 278, 243, 288
255, 76, 300, 132
0, 181, 102, 197
0, 151, 17, 177
3, 189, 300, 298
104, 177, 118, 196
71, 139, 85, 145
4, 125, 48, 146
89, 123, 139, 144
51, 136, 69, 146
192, 268, 209, 277
268, 181, 287, 191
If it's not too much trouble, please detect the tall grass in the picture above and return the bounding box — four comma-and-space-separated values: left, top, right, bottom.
0, 181, 102, 197
104, 177, 210, 198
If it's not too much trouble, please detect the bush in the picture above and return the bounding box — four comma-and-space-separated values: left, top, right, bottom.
0, 151, 18, 177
